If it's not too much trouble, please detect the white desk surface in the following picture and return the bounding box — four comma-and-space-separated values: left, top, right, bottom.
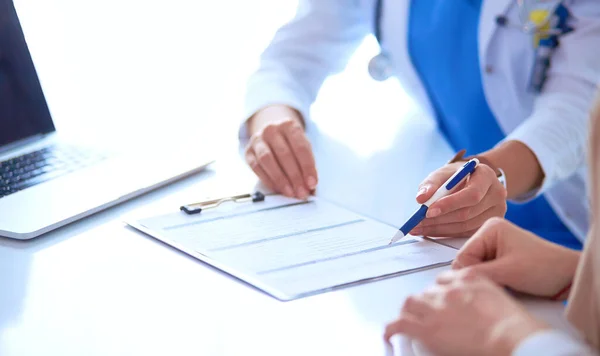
0, 118, 571, 356
1, 2, 571, 355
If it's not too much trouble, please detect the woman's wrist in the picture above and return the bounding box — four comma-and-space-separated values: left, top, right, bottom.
492, 316, 550, 356
550, 247, 581, 300
479, 140, 544, 199
247, 105, 304, 136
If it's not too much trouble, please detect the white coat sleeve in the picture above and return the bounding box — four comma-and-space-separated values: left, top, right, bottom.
240, 0, 372, 139
506, 0, 600, 200
513, 330, 598, 356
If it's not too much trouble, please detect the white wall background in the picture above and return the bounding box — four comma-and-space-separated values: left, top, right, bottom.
14, 0, 419, 160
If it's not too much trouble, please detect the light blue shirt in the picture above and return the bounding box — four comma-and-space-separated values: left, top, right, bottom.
514, 330, 597, 356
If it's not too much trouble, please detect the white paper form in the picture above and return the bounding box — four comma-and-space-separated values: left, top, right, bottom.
129, 196, 458, 300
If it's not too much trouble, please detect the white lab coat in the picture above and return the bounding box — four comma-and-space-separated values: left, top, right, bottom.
243, 0, 600, 241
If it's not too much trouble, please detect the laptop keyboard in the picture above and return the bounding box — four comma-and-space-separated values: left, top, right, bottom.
0, 145, 107, 199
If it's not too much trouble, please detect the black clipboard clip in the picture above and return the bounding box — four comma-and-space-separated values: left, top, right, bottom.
180, 191, 266, 215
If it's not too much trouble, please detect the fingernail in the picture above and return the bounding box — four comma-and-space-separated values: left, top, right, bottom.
283, 185, 294, 197
427, 208, 441, 218
416, 186, 428, 198
307, 176, 317, 190
297, 187, 308, 199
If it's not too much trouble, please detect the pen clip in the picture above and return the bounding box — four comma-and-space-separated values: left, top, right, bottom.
445, 159, 479, 190
180, 191, 265, 215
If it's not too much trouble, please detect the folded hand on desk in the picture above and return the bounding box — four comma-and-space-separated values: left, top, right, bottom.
245, 105, 318, 199
385, 218, 581, 355
384, 269, 550, 356
452, 217, 580, 299
411, 162, 507, 238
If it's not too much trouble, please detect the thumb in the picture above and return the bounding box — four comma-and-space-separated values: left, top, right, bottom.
452, 217, 506, 270
416, 164, 461, 204
452, 253, 483, 270
464, 259, 514, 287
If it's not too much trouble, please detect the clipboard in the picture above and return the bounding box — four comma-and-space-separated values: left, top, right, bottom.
127, 193, 458, 301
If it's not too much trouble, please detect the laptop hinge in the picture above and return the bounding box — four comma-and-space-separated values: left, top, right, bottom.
0, 133, 55, 157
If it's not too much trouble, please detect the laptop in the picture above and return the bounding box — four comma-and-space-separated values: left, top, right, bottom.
0, 0, 213, 239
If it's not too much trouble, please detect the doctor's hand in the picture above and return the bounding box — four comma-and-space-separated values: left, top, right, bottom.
452, 218, 580, 299
384, 269, 549, 356
410, 162, 507, 238
244, 105, 318, 199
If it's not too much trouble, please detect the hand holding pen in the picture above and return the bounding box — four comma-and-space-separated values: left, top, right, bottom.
410, 157, 508, 239
390, 158, 509, 243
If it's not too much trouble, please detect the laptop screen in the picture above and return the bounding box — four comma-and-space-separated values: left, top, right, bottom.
0, 0, 55, 148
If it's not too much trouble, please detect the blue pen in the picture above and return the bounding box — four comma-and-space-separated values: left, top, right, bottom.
388, 158, 479, 245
